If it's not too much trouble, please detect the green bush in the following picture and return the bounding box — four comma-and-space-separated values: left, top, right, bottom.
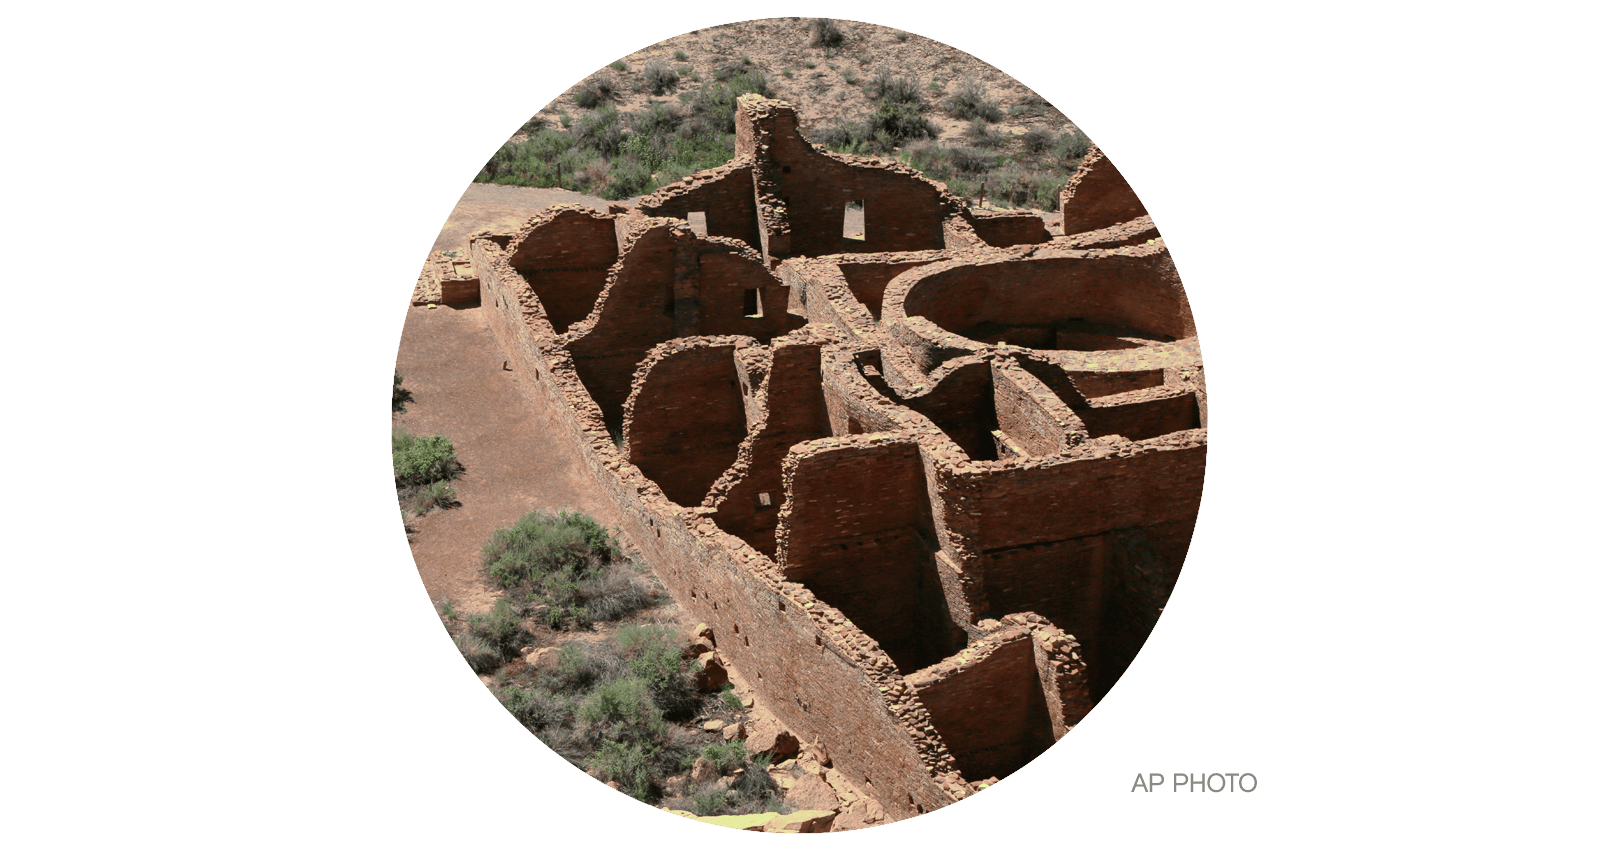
465, 598, 524, 658
577, 676, 665, 742
642, 63, 679, 95
944, 77, 1002, 122
673, 49, 688, 61
496, 683, 570, 731
1055, 129, 1091, 162
573, 105, 627, 158
810, 18, 845, 49
483, 509, 619, 590
591, 739, 655, 799
681, 70, 770, 134
392, 427, 461, 486
864, 69, 926, 109
603, 155, 654, 200
868, 101, 937, 148
573, 74, 619, 109
403, 479, 458, 515
454, 632, 504, 675
964, 119, 1008, 149
609, 59, 628, 72
949, 145, 1000, 174
1022, 127, 1055, 153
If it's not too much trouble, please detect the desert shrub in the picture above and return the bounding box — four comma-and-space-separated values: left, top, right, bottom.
964, 119, 1008, 149
948, 145, 1000, 174
810, 18, 845, 49
476, 128, 577, 185
641, 62, 679, 95
575, 566, 658, 621
696, 740, 747, 774
544, 642, 627, 695
454, 632, 503, 675
392, 372, 412, 413
842, 69, 858, 86
944, 77, 1002, 122
1055, 129, 1091, 162
868, 101, 937, 148
573, 74, 618, 109
392, 428, 461, 486
572, 105, 627, 158
725, 752, 781, 812
895, 31, 910, 42
496, 683, 570, 731
682, 70, 770, 134
609, 59, 627, 72
864, 69, 926, 109
602, 155, 653, 200
816, 120, 868, 154
1008, 94, 1052, 120
482, 510, 619, 590
615, 623, 700, 720
591, 739, 655, 799
403, 479, 458, 515
1022, 126, 1055, 153
577, 676, 665, 743
673, 49, 688, 61
465, 598, 524, 658
720, 684, 743, 711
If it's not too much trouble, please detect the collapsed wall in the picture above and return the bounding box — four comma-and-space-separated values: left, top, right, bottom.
469, 95, 1203, 820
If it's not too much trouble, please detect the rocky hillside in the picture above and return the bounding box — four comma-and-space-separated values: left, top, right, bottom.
479, 18, 1088, 213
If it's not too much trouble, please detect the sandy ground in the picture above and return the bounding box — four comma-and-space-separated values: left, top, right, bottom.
429, 184, 611, 255
395, 303, 619, 614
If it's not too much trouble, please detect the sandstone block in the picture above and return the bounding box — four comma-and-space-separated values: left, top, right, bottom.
767, 810, 838, 833
784, 772, 840, 812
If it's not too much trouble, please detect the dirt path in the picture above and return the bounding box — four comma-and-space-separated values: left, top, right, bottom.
395, 303, 619, 614
428, 184, 612, 255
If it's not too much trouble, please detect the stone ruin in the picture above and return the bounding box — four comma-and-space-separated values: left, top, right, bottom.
468, 95, 1205, 820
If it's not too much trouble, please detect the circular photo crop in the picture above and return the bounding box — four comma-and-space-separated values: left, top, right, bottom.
392, 17, 1204, 833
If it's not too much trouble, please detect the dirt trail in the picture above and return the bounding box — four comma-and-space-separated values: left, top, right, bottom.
428, 184, 612, 255
395, 303, 619, 614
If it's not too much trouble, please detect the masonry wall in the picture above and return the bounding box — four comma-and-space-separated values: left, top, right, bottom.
696, 252, 791, 338
565, 224, 679, 428
737, 97, 952, 257
837, 258, 936, 321
778, 438, 967, 675
1058, 145, 1151, 236
966, 209, 1051, 248
992, 359, 1082, 456
897, 358, 998, 461
624, 341, 750, 508
1078, 391, 1202, 441
900, 247, 1194, 344
1098, 526, 1181, 701
478, 235, 964, 818
707, 342, 831, 555
637, 159, 762, 252
906, 631, 1056, 782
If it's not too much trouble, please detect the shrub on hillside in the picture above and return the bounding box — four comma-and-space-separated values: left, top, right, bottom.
1055, 129, 1091, 162
964, 119, 1008, 149
392, 427, 462, 486
944, 77, 1002, 123
809, 18, 845, 49
863, 69, 926, 109
642, 63, 679, 96
573, 74, 619, 109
